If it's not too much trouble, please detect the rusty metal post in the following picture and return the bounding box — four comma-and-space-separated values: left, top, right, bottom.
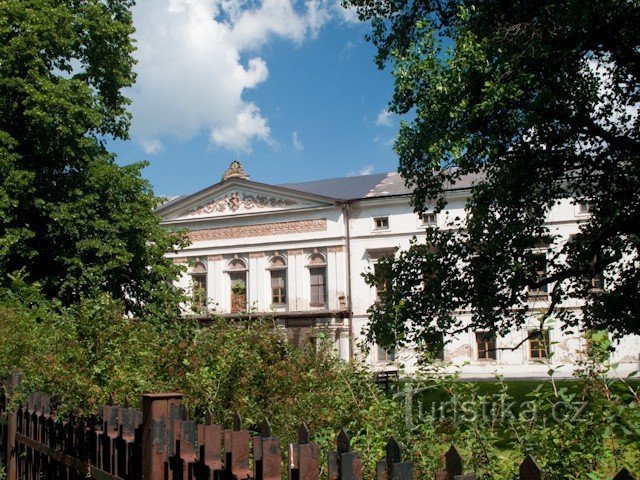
328, 429, 362, 480
141, 393, 184, 480
613, 468, 635, 480
519, 455, 541, 480
376, 438, 413, 480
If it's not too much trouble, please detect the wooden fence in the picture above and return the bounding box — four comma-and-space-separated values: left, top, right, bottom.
0, 376, 636, 480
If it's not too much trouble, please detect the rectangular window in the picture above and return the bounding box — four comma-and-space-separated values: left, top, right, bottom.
377, 345, 396, 363
373, 216, 389, 230
529, 330, 550, 359
374, 263, 391, 301
309, 267, 326, 306
578, 202, 591, 214
271, 270, 287, 304
529, 253, 548, 297
431, 332, 445, 361
476, 332, 497, 360
191, 274, 207, 311
420, 211, 437, 226
587, 272, 604, 291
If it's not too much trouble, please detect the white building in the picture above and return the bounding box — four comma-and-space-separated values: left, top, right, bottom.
156, 161, 640, 379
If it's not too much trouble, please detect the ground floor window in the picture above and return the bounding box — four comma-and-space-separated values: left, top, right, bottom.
529, 330, 550, 359
377, 345, 396, 363
476, 332, 497, 360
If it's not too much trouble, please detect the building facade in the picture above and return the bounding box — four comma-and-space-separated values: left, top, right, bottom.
156, 161, 640, 379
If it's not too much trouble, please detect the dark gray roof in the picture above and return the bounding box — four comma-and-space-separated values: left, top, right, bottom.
158, 170, 484, 210
365, 171, 484, 198
279, 173, 389, 200
365, 173, 411, 197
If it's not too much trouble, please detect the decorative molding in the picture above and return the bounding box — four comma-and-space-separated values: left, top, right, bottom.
287, 249, 304, 255
183, 191, 298, 217
308, 253, 326, 266
328, 245, 344, 253
207, 255, 223, 261
366, 246, 398, 260
269, 256, 286, 268
191, 260, 207, 273
227, 258, 247, 271
222, 160, 249, 181
188, 219, 327, 242
250, 252, 265, 258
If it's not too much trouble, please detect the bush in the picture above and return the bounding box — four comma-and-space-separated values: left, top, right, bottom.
0, 278, 638, 478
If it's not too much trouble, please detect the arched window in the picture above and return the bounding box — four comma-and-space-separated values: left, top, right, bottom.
308, 253, 327, 307
268, 255, 287, 305
190, 260, 207, 312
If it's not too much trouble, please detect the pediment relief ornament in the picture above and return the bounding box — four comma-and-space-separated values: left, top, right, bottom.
183, 191, 298, 217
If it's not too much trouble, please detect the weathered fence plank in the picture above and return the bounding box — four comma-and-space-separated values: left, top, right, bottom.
1, 378, 637, 480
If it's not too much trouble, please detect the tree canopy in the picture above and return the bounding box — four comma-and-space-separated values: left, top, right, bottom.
0, 0, 187, 318
346, 0, 640, 350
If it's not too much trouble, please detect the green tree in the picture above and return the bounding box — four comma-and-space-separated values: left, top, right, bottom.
347, 0, 640, 349
0, 0, 187, 317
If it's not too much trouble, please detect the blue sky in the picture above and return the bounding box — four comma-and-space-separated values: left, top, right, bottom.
108, 0, 401, 197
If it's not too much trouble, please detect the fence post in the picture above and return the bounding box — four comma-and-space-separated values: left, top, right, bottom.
613, 468, 635, 480
5, 373, 21, 480
519, 455, 541, 480
141, 392, 184, 480
328, 429, 362, 480
436, 445, 474, 480
376, 437, 413, 480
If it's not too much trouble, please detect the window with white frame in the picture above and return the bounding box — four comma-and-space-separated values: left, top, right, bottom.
268, 255, 287, 305
419, 211, 437, 226
577, 201, 591, 214
308, 253, 327, 306
373, 216, 389, 230
190, 260, 207, 312
528, 248, 549, 298
377, 344, 396, 363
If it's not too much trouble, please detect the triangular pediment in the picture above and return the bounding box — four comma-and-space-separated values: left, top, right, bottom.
157, 179, 335, 221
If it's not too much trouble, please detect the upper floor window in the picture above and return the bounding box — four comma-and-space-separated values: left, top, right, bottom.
373, 216, 389, 230
424, 332, 445, 361
269, 255, 287, 305
476, 332, 497, 360
419, 211, 437, 226
577, 201, 591, 214
529, 330, 550, 359
374, 262, 391, 302
529, 253, 548, 298
190, 260, 207, 312
308, 253, 327, 307
227, 258, 248, 313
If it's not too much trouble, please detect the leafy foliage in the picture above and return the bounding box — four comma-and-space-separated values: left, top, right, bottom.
1, 282, 638, 478
347, 0, 640, 347
0, 0, 187, 318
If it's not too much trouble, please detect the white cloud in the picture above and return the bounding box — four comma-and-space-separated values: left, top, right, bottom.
347, 164, 374, 176
375, 108, 393, 127
333, 0, 360, 23
210, 103, 272, 151
139, 139, 164, 154
130, 0, 333, 153
292, 131, 304, 152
